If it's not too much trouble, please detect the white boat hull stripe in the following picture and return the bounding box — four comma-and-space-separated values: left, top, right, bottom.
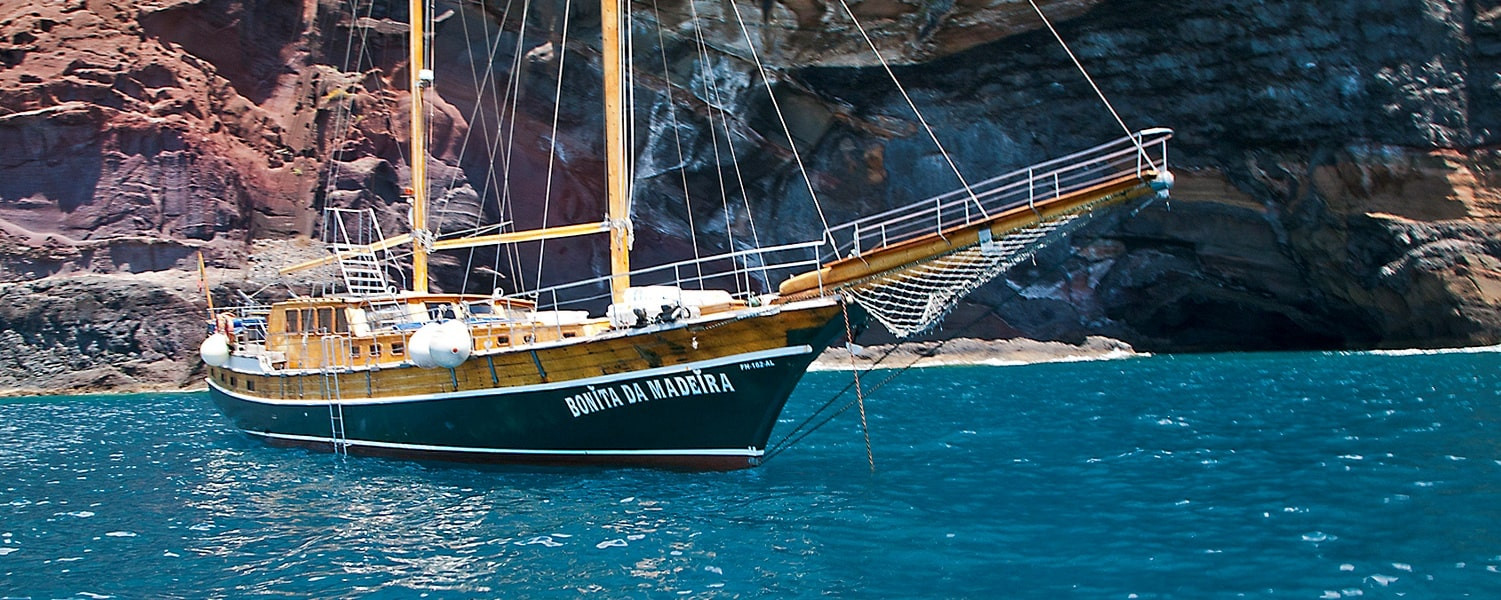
246, 430, 764, 457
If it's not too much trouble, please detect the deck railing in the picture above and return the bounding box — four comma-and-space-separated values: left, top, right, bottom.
822, 128, 1173, 262
512, 240, 828, 311
512, 129, 1172, 310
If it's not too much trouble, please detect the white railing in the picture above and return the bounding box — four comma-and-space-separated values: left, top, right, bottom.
510, 240, 828, 311
508, 129, 1173, 309
823, 128, 1173, 262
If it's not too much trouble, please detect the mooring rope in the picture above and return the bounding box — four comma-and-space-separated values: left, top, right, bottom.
762, 307, 999, 464
842, 300, 875, 472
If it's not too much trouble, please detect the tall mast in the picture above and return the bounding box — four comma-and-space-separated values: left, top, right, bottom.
409, 0, 431, 293
601, 0, 630, 303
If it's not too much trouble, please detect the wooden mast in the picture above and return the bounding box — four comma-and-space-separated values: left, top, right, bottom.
409, 0, 431, 293
601, 0, 630, 304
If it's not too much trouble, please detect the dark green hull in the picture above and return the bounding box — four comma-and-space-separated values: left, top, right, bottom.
208, 344, 826, 470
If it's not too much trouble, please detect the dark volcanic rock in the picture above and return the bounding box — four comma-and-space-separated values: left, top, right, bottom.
0, 274, 206, 394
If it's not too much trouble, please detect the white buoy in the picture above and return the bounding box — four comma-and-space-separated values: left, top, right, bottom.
408, 324, 438, 368
199, 333, 231, 367
428, 321, 473, 369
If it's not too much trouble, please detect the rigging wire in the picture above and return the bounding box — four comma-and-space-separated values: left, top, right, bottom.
649, 0, 706, 290
479, 0, 523, 296
533, 0, 574, 302
445, 0, 518, 294
320, 0, 368, 202
829, 0, 987, 219
1025, 0, 1157, 171
722, 0, 837, 251
323, 0, 399, 211
298, 0, 410, 296
680, 2, 742, 297
686, 1, 771, 295
497, 0, 534, 294
626, 0, 637, 240
766, 2, 1163, 463
437, 1, 514, 225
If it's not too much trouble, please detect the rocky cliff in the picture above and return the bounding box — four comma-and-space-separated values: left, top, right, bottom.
0, 0, 1497, 392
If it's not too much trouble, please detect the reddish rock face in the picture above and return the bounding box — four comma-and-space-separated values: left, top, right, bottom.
0, 0, 321, 278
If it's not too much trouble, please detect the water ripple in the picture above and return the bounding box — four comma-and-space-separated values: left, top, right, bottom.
2, 352, 1500, 597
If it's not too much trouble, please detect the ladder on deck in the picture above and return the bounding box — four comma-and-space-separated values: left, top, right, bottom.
323, 208, 406, 325
321, 335, 351, 456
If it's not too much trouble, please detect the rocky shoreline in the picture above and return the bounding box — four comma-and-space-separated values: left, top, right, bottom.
810, 336, 1140, 371
0, 272, 209, 397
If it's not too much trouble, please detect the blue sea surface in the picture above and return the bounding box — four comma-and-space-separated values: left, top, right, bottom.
2, 349, 1500, 598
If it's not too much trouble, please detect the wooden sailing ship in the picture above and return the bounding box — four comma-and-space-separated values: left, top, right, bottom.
198, 0, 1174, 469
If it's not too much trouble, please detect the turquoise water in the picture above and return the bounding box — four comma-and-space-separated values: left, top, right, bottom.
2, 350, 1499, 598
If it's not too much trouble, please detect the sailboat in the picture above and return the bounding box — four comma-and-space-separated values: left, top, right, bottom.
198, 0, 1174, 469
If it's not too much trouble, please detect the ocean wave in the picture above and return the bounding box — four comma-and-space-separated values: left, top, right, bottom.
1348, 344, 1501, 357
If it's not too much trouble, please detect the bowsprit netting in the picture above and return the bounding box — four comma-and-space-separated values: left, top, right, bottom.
846, 214, 1083, 338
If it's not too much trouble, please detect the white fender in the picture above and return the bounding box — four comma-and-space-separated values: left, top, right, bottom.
428, 320, 473, 369
199, 333, 231, 367
408, 323, 439, 368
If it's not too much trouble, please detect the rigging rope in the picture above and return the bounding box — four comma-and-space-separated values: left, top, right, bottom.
829, 0, 987, 219
678, 2, 742, 297
1025, 0, 1157, 171
723, 0, 837, 251
498, 0, 533, 294
847, 213, 1084, 338
688, 0, 771, 294
649, 0, 706, 290
626, 0, 637, 251
533, 0, 574, 301
843, 300, 874, 472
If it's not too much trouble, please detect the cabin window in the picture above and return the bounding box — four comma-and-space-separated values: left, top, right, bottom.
371, 343, 382, 357
351, 345, 361, 359
498, 335, 510, 344
336, 309, 349, 333
301, 309, 315, 333
316, 308, 333, 333
391, 342, 405, 356
563, 332, 577, 338
284, 309, 299, 333
246, 380, 255, 392
229, 376, 238, 387
426, 302, 456, 321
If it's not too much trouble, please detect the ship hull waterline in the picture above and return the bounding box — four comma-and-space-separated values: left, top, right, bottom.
207, 305, 859, 470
